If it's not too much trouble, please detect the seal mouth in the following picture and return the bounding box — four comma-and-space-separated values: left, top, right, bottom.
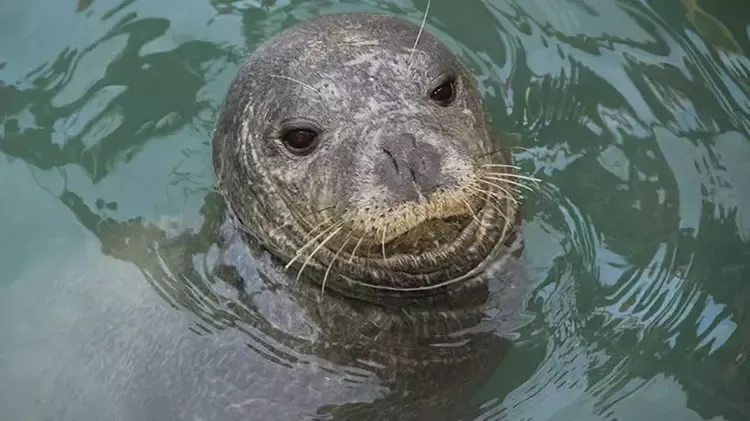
284, 178, 517, 274
353, 213, 473, 257
312, 189, 520, 306
316, 185, 487, 259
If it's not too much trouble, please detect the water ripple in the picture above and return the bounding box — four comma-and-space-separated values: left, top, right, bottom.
1, 0, 749, 420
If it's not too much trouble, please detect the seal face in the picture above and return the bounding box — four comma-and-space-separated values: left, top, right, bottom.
213, 12, 522, 306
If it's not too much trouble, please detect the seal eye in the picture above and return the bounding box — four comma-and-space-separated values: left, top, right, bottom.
281, 129, 319, 155
430, 79, 456, 106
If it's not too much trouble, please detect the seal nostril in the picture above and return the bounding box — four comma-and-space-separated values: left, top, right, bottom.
407, 133, 417, 148
382, 147, 399, 173
376, 132, 448, 202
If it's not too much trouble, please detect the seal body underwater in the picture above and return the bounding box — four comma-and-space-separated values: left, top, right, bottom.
209, 10, 531, 420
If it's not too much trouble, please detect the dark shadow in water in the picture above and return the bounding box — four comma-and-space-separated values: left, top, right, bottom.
0, 16, 239, 183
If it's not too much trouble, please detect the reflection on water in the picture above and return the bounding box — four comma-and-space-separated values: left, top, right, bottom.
1, 0, 749, 420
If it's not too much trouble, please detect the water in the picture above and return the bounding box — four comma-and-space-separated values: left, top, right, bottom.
1, 0, 749, 420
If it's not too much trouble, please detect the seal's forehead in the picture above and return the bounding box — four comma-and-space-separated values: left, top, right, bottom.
237, 13, 470, 121
255, 13, 461, 74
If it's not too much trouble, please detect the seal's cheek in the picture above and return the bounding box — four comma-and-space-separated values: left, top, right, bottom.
373, 132, 455, 203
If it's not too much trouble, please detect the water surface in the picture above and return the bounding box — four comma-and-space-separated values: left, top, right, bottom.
1, 0, 749, 420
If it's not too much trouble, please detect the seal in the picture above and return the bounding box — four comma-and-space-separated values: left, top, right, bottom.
1, 12, 534, 421
212, 12, 526, 309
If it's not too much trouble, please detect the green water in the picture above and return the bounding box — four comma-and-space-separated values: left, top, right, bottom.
1, 0, 749, 420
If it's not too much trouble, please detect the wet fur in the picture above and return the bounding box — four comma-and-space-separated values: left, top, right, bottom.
212, 12, 526, 305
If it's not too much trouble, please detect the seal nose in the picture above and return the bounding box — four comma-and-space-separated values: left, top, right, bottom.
376, 132, 443, 202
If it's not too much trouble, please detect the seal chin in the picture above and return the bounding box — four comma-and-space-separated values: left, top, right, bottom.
280, 179, 519, 304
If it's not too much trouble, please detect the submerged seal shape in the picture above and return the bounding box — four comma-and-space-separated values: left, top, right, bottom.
212, 12, 526, 308
0, 11, 534, 421
209, 11, 532, 419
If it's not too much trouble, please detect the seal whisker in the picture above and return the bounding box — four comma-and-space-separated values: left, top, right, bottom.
479, 163, 521, 170
476, 193, 508, 217
482, 199, 509, 221
482, 171, 541, 184
467, 184, 509, 208
296, 224, 345, 282
269, 216, 329, 242
285, 220, 343, 270
459, 197, 484, 226
466, 184, 510, 222
321, 230, 354, 300
479, 173, 534, 199
408, 0, 431, 68
302, 218, 334, 240
347, 233, 368, 263
267, 205, 337, 239
270, 74, 321, 96
475, 178, 520, 206
483, 174, 536, 192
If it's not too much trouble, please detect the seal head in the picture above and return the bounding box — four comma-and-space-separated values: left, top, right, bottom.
213, 12, 522, 306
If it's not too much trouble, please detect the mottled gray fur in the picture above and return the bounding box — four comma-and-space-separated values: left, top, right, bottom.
212, 13, 522, 307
